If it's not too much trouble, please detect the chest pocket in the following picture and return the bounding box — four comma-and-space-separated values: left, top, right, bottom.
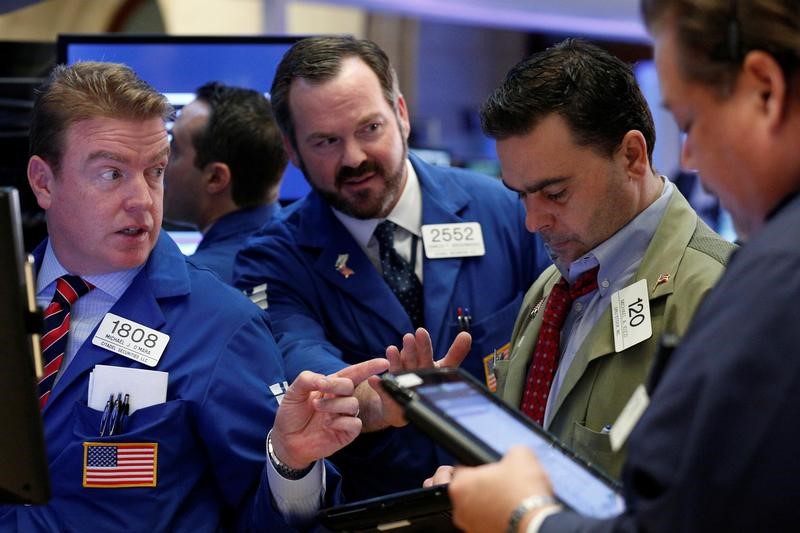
447, 292, 524, 384
61, 400, 201, 495
26, 400, 209, 531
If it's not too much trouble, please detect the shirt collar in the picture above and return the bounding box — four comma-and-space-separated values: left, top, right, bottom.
37, 239, 143, 301
558, 177, 673, 294
332, 159, 421, 247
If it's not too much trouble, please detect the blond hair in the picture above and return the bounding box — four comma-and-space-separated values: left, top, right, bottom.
30, 61, 173, 169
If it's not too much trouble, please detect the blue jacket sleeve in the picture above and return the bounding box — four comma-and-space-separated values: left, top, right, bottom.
193, 310, 338, 530
241, 458, 344, 532
234, 226, 350, 380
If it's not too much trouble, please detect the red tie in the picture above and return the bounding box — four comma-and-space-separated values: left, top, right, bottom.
521, 266, 599, 425
38, 275, 94, 409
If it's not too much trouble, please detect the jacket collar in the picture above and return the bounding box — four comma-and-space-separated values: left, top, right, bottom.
198, 203, 281, 249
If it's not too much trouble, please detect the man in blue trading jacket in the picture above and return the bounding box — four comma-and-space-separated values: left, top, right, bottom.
234, 35, 550, 499
164, 82, 287, 284
0, 60, 388, 532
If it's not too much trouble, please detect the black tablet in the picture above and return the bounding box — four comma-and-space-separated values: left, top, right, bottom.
381, 368, 625, 519
318, 484, 457, 532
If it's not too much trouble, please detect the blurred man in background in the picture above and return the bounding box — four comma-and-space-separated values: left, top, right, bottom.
165, 82, 287, 283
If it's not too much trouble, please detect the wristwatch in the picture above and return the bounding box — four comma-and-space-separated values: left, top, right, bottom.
267, 433, 314, 480
507, 494, 557, 533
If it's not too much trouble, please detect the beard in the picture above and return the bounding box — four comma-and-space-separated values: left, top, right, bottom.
298, 132, 408, 220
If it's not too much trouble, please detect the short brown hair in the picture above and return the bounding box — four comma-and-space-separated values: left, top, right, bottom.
481, 39, 656, 164
270, 35, 400, 149
29, 61, 173, 170
193, 82, 288, 207
641, 0, 800, 96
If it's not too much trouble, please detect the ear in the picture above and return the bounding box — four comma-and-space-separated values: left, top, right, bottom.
617, 130, 650, 181
281, 133, 301, 169
741, 50, 788, 130
27, 155, 55, 210
205, 162, 231, 195
396, 94, 411, 140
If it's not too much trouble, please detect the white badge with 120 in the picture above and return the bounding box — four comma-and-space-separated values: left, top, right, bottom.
92, 313, 170, 367
610, 279, 652, 352
421, 222, 485, 259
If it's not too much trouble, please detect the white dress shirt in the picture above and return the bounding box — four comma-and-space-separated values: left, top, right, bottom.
333, 159, 424, 280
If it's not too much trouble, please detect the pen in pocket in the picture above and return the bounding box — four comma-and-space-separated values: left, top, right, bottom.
107, 394, 122, 437
456, 307, 472, 332
116, 394, 130, 435
99, 394, 114, 437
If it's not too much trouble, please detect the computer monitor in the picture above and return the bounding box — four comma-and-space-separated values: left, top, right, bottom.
56, 34, 311, 203
0, 187, 50, 504
410, 148, 452, 167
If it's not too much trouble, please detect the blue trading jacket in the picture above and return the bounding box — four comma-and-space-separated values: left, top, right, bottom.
0, 234, 340, 532
234, 154, 549, 499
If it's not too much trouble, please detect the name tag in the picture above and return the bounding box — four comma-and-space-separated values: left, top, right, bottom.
92, 313, 170, 367
421, 222, 485, 259
610, 279, 652, 352
609, 384, 650, 452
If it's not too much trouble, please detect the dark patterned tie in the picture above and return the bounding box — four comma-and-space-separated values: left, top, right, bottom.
374, 220, 424, 329
521, 266, 600, 425
38, 275, 94, 409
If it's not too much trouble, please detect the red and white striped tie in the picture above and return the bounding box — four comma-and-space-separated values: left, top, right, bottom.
38, 275, 94, 409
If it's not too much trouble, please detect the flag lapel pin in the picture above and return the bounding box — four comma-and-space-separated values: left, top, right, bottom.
335, 253, 355, 279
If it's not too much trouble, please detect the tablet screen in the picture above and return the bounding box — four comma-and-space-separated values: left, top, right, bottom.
414, 378, 625, 519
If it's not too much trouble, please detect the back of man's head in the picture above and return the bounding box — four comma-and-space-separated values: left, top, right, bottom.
191, 82, 287, 207
641, 0, 800, 98
270, 35, 400, 149
30, 61, 172, 172
481, 39, 656, 164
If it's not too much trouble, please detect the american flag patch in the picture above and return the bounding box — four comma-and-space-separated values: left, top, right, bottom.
82, 442, 158, 488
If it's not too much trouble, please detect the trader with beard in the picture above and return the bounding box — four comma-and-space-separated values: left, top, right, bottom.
234, 35, 549, 500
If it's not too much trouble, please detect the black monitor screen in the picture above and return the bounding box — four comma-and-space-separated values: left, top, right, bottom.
56, 34, 310, 203
0, 187, 50, 504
